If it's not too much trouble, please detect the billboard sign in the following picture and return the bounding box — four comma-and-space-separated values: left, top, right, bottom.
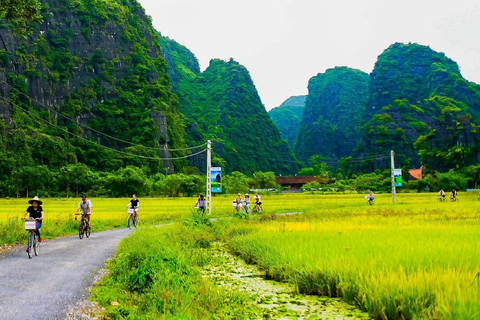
211, 167, 222, 193
394, 169, 402, 187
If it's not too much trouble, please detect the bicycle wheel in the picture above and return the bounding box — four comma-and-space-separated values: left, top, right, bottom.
28, 232, 34, 259
133, 215, 139, 228
85, 222, 91, 238
79, 221, 84, 239
34, 235, 39, 256
128, 214, 133, 229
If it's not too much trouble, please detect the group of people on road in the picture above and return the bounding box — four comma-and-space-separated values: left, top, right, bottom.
193, 192, 263, 215
233, 192, 262, 213
21, 194, 140, 252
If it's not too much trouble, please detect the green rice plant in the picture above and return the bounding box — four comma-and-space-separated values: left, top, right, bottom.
221, 194, 480, 319
93, 224, 263, 319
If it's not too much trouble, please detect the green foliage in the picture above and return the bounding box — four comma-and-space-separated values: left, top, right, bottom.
360, 43, 480, 172
159, 36, 299, 175
0, 0, 189, 191
302, 180, 321, 192
93, 225, 257, 318
252, 171, 276, 189
224, 171, 250, 194
0, 0, 42, 34
294, 67, 369, 162
269, 96, 305, 147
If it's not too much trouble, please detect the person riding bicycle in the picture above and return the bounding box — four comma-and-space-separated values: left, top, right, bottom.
22, 196, 44, 247
449, 189, 457, 201
438, 189, 446, 201
195, 194, 206, 214
366, 190, 375, 202
127, 194, 140, 218
75, 195, 92, 228
254, 193, 262, 212
244, 194, 250, 213
234, 193, 243, 211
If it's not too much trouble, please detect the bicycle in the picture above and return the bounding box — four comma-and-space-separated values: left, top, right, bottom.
76, 212, 91, 239
194, 205, 206, 216
450, 197, 458, 202
437, 197, 446, 202
128, 208, 139, 229
365, 197, 374, 205
253, 202, 262, 213
232, 200, 243, 214
24, 218, 40, 259
232, 201, 249, 218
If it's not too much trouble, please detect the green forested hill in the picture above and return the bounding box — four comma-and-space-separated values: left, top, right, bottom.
294, 67, 369, 163
358, 43, 480, 171
0, 0, 188, 196
269, 96, 305, 148
160, 36, 299, 174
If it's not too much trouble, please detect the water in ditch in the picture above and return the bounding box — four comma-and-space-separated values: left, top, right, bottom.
202, 242, 370, 319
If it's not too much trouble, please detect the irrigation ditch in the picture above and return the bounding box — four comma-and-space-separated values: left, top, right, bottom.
202, 241, 370, 319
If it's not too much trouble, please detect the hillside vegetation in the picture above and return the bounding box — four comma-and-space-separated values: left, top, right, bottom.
160, 36, 300, 175
294, 67, 369, 163
0, 0, 188, 196
268, 95, 305, 148
291, 43, 480, 175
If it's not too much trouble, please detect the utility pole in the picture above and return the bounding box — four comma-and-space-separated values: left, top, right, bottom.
206, 140, 212, 215
391, 150, 396, 204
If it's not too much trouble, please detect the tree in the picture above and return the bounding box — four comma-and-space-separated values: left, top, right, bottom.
302, 181, 321, 193
162, 174, 183, 197
180, 174, 204, 197
106, 166, 149, 197
252, 171, 277, 189
224, 171, 250, 194
0, 0, 42, 34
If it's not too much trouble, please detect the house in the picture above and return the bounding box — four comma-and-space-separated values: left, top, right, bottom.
409, 167, 423, 180
275, 176, 321, 192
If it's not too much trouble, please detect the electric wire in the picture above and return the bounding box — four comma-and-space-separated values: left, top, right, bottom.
0, 95, 207, 161
0, 79, 206, 152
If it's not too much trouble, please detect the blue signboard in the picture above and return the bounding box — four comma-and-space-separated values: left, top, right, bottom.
211, 167, 222, 193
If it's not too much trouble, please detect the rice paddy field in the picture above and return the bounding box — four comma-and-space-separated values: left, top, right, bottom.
2, 192, 480, 318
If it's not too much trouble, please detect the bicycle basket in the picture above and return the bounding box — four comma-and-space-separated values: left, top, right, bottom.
127, 208, 135, 214
25, 220, 37, 230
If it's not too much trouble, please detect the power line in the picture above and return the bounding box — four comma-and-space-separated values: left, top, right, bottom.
0, 95, 207, 161
211, 140, 390, 165
0, 79, 206, 152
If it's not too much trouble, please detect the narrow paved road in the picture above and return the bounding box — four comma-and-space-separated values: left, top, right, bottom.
0, 228, 134, 320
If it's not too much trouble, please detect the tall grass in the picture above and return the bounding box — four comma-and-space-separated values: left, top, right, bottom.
0, 197, 195, 245
93, 224, 262, 319
223, 193, 480, 319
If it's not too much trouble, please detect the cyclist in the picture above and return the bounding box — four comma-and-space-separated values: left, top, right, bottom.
244, 194, 250, 213
449, 189, 457, 201
254, 193, 262, 212
127, 194, 140, 219
438, 189, 446, 201
75, 195, 92, 228
22, 196, 44, 249
234, 193, 243, 212
195, 194, 206, 215
366, 190, 375, 203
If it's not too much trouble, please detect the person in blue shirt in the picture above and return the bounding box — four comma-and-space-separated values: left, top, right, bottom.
195, 194, 206, 215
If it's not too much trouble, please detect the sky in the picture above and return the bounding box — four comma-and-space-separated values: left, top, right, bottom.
137, 0, 480, 110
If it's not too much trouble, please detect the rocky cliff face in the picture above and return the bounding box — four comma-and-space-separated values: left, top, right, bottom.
269, 96, 305, 148
159, 35, 300, 174
358, 43, 480, 170
0, 0, 186, 171
294, 67, 369, 163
